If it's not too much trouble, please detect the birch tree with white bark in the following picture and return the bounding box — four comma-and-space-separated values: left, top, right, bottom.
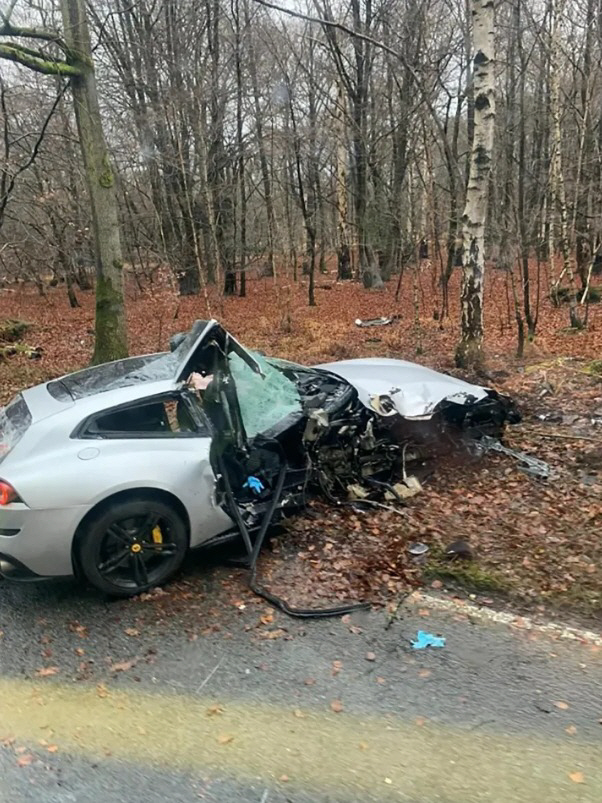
455, 0, 496, 368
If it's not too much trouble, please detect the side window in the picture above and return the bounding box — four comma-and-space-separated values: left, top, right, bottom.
82, 396, 207, 438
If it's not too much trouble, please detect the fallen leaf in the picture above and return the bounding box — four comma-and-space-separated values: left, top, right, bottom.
376, 676, 386, 684
304, 677, 316, 686
74, 648, 85, 657
110, 659, 136, 672
418, 669, 432, 678
206, 704, 224, 717
96, 683, 110, 698
279, 775, 290, 782
415, 716, 427, 726
554, 701, 570, 710
46, 745, 58, 753
332, 660, 343, 676
16, 754, 33, 767
293, 709, 306, 718
365, 652, 376, 662
124, 628, 140, 637
35, 667, 59, 677
418, 609, 430, 617
384, 777, 392, 784
330, 699, 344, 713
431, 580, 443, 590
569, 771, 585, 784
259, 628, 287, 640
565, 725, 577, 735
217, 734, 234, 745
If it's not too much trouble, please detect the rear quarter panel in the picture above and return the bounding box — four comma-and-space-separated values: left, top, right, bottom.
5, 430, 233, 548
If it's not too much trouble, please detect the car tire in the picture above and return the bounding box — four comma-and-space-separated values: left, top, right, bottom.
77, 497, 188, 597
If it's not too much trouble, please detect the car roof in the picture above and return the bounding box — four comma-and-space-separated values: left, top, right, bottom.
22, 377, 180, 425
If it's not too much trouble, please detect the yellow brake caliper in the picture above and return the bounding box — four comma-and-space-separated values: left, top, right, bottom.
151, 525, 163, 548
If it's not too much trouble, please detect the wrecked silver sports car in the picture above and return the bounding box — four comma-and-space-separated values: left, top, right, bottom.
0, 320, 518, 597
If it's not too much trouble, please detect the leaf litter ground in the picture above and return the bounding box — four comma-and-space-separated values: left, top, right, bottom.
0, 265, 600, 618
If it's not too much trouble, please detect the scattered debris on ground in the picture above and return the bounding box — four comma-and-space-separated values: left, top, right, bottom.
0, 271, 600, 615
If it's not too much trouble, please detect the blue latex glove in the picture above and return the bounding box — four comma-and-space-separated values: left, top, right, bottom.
243, 476, 264, 494
411, 630, 446, 649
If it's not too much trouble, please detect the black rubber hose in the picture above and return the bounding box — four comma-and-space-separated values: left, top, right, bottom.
217, 452, 254, 557
218, 449, 370, 619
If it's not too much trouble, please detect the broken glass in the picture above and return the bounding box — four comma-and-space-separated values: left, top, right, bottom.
228, 352, 302, 438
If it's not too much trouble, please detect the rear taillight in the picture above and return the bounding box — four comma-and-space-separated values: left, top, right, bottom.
0, 481, 20, 505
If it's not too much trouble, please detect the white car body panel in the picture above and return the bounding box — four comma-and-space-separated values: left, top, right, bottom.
317, 357, 489, 419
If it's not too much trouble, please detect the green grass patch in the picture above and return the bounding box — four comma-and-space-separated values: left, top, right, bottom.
424, 560, 513, 594
0, 319, 30, 343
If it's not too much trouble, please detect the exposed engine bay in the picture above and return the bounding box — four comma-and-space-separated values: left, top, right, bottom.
169, 320, 523, 617
173, 323, 520, 534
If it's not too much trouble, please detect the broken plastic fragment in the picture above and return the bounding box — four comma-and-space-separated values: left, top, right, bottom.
411, 631, 445, 649
355, 317, 395, 328
408, 543, 429, 556
347, 483, 370, 500
368, 394, 398, 417
384, 477, 422, 500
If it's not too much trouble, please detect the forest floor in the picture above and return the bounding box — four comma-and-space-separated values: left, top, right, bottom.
1, 263, 601, 619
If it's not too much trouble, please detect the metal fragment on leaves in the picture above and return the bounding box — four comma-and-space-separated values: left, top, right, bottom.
355, 317, 395, 328
477, 436, 553, 479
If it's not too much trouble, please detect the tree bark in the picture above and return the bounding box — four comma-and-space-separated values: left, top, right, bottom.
335, 83, 352, 280
548, 0, 582, 328
61, 0, 127, 362
455, 0, 496, 368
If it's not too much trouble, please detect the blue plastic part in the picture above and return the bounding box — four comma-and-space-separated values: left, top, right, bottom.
243, 476, 264, 494
411, 631, 446, 649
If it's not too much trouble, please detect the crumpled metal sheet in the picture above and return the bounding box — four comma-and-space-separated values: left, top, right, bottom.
317, 357, 489, 419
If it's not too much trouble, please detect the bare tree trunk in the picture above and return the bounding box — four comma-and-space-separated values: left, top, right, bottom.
335, 83, 352, 280
549, 0, 582, 328
455, 0, 496, 369
61, 0, 128, 363
245, 0, 277, 279
234, 0, 246, 298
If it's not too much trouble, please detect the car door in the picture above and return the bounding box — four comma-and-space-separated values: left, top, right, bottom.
77, 392, 234, 547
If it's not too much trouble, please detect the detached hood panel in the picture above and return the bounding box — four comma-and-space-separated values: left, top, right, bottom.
316, 357, 489, 419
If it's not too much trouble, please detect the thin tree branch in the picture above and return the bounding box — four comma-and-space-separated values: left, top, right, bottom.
251, 0, 462, 184
0, 21, 66, 49
0, 80, 68, 227
0, 1, 19, 26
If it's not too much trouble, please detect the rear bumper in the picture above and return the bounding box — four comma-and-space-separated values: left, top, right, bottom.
0, 504, 89, 578
0, 553, 50, 581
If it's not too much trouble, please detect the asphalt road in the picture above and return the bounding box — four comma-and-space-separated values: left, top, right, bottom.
0, 567, 601, 803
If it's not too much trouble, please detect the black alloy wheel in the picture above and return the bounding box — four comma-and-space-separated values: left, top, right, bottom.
77, 498, 188, 597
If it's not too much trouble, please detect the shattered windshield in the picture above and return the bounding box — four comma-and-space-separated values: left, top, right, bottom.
228, 352, 302, 438
0, 394, 32, 462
